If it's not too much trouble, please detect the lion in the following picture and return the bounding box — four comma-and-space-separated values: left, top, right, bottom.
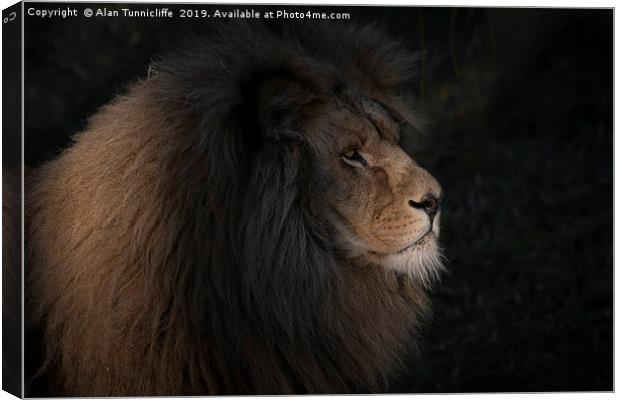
25, 22, 444, 396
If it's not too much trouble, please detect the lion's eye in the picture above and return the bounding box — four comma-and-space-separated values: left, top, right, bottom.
341, 150, 368, 168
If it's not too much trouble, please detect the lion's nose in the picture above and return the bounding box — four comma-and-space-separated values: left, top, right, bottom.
408, 193, 442, 223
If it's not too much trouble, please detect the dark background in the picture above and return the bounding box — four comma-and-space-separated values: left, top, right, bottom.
24, 3, 613, 393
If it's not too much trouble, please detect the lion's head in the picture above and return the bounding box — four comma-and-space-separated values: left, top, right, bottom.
297, 95, 444, 285
228, 42, 444, 287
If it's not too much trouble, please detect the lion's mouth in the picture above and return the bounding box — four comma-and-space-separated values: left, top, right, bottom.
368, 230, 436, 257
396, 230, 435, 254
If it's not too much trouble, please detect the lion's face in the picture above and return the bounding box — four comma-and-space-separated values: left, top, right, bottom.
308, 96, 443, 284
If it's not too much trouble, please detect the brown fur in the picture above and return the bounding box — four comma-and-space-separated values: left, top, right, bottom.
26, 22, 442, 395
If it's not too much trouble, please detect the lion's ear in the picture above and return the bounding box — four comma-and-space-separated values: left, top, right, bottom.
255, 76, 316, 137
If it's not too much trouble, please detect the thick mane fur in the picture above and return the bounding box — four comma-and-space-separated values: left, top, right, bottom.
26, 22, 430, 395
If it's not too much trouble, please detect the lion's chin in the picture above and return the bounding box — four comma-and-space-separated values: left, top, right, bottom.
368, 233, 445, 287
329, 213, 444, 286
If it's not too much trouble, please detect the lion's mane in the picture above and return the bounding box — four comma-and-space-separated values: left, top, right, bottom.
26, 22, 430, 396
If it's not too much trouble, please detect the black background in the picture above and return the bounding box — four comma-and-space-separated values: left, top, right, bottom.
24, 3, 613, 392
